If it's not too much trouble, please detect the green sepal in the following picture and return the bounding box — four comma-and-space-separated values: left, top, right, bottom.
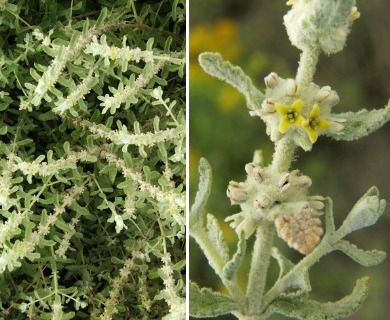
206, 213, 230, 265
334, 240, 386, 267
190, 158, 212, 231
267, 277, 370, 320
198, 52, 263, 110
189, 281, 239, 318
223, 231, 246, 280
327, 103, 390, 141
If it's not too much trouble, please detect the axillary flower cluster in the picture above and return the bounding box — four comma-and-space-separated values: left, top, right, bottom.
250, 73, 343, 148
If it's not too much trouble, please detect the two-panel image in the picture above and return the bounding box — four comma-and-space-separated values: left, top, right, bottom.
0, 1, 389, 319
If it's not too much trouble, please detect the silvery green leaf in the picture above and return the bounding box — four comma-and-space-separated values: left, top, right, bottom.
334, 240, 386, 267
323, 197, 336, 236
267, 277, 369, 320
190, 158, 212, 230
326, 104, 390, 141
206, 214, 230, 265
199, 52, 263, 109
223, 232, 246, 280
189, 281, 239, 318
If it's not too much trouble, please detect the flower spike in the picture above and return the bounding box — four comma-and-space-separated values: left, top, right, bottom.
276, 99, 305, 133
302, 104, 330, 143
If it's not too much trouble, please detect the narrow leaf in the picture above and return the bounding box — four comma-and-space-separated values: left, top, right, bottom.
95, 7, 108, 28
323, 197, 335, 236
190, 158, 212, 229
207, 214, 230, 264
199, 52, 263, 109
268, 277, 370, 320
189, 281, 239, 318
334, 240, 386, 267
223, 232, 246, 280
327, 103, 390, 141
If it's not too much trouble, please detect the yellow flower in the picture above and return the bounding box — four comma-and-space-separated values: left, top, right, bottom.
276, 99, 305, 133
302, 104, 330, 143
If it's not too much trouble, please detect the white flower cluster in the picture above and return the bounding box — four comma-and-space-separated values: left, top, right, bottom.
0, 183, 86, 274
12, 150, 93, 183
53, 72, 97, 116
99, 259, 134, 319
100, 151, 185, 232
97, 60, 166, 114
55, 217, 79, 258
159, 253, 186, 320
85, 35, 184, 67
25, 25, 103, 109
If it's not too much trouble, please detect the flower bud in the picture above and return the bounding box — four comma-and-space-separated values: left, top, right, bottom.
286, 79, 299, 96
264, 72, 280, 89
227, 181, 248, 204
315, 86, 340, 106
245, 163, 265, 183
261, 99, 276, 113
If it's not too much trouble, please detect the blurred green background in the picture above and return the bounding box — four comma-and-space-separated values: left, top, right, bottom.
189, 1, 390, 319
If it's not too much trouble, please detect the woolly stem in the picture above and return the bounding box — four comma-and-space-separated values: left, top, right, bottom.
296, 46, 320, 89
246, 223, 275, 315
271, 136, 296, 172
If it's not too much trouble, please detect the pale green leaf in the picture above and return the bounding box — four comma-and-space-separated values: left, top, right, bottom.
199, 52, 263, 109
223, 232, 246, 280
267, 277, 370, 320
190, 158, 212, 230
189, 281, 239, 318
207, 214, 230, 265
334, 240, 386, 267
327, 103, 390, 141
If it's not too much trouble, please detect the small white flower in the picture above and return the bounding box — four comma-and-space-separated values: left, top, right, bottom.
150, 87, 163, 100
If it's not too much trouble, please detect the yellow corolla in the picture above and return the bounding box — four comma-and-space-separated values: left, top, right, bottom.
276, 99, 305, 133
302, 104, 330, 143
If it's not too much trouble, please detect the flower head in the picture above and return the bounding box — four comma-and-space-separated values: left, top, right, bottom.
302, 104, 330, 143
276, 99, 305, 133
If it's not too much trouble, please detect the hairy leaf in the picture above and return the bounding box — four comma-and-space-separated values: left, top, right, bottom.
199, 52, 264, 109
268, 277, 370, 320
190, 281, 239, 318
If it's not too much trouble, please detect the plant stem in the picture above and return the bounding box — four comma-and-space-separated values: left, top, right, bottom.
246, 223, 275, 315
261, 236, 333, 309
271, 136, 296, 172
296, 46, 320, 89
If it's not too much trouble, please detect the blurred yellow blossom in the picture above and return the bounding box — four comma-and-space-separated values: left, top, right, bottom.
190, 19, 242, 74
216, 86, 243, 113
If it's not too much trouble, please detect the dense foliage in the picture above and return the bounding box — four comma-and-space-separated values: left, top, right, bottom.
0, 1, 185, 319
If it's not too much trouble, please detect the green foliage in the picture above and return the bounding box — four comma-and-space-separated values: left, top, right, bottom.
0, 1, 185, 319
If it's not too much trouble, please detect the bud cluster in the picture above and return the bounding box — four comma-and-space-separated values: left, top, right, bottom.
225, 162, 324, 253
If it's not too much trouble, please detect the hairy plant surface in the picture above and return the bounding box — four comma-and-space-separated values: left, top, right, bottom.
0, 1, 185, 319
190, 1, 389, 319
